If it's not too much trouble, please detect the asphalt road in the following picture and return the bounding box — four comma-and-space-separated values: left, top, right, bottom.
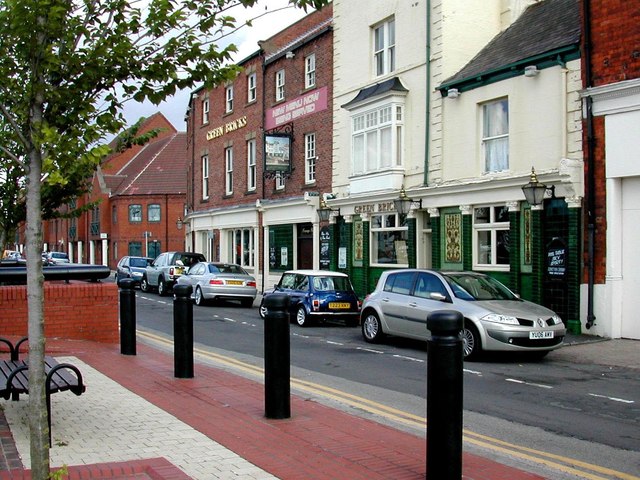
131, 290, 640, 479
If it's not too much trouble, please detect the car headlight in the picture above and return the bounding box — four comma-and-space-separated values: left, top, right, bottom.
551, 314, 562, 325
482, 313, 519, 325
131, 272, 143, 278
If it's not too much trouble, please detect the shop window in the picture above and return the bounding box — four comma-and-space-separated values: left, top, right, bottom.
230, 228, 254, 268
128, 241, 142, 256
473, 205, 510, 270
371, 213, 408, 266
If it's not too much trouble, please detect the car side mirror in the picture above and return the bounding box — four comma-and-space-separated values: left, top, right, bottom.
429, 292, 448, 302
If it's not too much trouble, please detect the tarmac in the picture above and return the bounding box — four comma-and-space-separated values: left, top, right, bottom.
0, 331, 637, 480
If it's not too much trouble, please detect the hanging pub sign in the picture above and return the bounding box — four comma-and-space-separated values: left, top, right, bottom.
546, 237, 567, 278
264, 133, 292, 174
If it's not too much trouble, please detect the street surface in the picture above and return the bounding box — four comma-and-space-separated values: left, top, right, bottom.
131, 290, 640, 480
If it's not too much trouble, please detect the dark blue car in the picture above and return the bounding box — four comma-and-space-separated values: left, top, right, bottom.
259, 270, 361, 327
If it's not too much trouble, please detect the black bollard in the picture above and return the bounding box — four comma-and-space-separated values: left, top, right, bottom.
173, 284, 194, 378
264, 293, 290, 419
426, 310, 464, 480
118, 278, 137, 355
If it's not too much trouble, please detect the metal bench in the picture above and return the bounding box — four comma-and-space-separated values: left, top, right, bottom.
0, 337, 86, 442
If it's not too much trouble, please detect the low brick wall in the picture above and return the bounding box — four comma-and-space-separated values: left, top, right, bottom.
0, 281, 119, 343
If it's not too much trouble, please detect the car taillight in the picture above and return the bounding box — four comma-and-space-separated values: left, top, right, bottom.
169, 267, 174, 275
209, 279, 224, 285
247, 281, 256, 287
313, 299, 320, 311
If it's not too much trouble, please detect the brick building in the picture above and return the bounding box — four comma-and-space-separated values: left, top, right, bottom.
185, 5, 333, 290
580, 0, 640, 339
40, 113, 187, 269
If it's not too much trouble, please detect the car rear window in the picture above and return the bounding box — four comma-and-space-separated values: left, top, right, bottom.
313, 276, 351, 292
130, 258, 149, 268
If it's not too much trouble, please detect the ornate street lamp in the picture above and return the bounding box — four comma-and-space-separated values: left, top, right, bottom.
521, 167, 555, 206
393, 185, 422, 216
176, 217, 183, 230
317, 197, 340, 222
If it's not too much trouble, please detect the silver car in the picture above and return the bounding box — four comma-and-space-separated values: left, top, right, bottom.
360, 269, 566, 359
177, 262, 257, 307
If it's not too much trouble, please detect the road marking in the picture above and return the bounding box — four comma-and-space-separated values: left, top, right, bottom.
292, 333, 310, 338
392, 354, 424, 363
356, 347, 384, 354
506, 378, 553, 389
463, 368, 482, 376
588, 393, 635, 404
326, 341, 344, 346
224, 317, 235, 322
137, 330, 638, 480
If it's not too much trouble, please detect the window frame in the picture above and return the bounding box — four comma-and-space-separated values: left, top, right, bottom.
229, 228, 255, 268
304, 132, 316, 184
373, 18, 395, 77
247, 139, 256, 192
202, 98, 209, 125
370, 213, 409, 267
275, 171, 285, 191
128, 204, 142, 223
275, 69, 285, 101
472, 205, 511, 271
482, 98, 509, 173
202, 155, 209, 200
225, 85, 234, 113
305, 54, 316, 89
147, 204, 161, 223
225, 147, 234, 195
247, 73, 257, 103
351, 102, 404, 175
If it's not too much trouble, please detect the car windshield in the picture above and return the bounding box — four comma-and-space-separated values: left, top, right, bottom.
443, 274, 517, 301
313, 276, 352, 292
209, 264, 247, 275
130, 258, 150, 268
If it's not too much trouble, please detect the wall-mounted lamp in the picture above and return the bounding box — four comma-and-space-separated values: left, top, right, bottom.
393, 185, 423, 216
521, 167, 555, 206
524, 65, 539, 77
447, 88, 460, 99
176, 217, 183, 230
317, 197, 340, 222
285, 51, 295, 59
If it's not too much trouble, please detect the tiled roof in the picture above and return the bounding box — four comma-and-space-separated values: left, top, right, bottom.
441, 0, 580, 87
106, 133, 188, 197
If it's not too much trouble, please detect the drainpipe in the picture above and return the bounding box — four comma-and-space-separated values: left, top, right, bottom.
583, 0, 596, 329
424, 0, 431, 186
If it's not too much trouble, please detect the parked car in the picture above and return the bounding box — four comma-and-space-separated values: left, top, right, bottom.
140, 251, 206, 296
259, 270, 361, 327
43, 251, 70, 265
360, 269, 566, 360
176, 262, 257, 307
115, 256, 154, 287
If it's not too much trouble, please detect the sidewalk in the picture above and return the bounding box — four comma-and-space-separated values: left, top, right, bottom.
0, 334, 635, 479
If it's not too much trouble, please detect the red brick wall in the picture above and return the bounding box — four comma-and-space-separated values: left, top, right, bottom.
0, 282, 119, 344
586, 1, 640, 87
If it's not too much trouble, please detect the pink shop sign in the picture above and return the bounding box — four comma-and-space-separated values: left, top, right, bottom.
265, 86, 327, 130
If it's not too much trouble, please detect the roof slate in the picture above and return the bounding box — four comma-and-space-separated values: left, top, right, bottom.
442, 0, 580, 86
105, 133, 188, 197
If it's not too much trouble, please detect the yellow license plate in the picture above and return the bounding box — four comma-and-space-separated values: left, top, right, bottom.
226, 280, 243, 285
329, 302, 351, 309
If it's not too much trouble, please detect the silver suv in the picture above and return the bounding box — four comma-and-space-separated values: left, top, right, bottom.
141, 251, 206, 296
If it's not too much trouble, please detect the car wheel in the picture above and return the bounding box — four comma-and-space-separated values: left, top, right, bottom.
140, 277, 149, 293
259, 300, 267, 319
462, 322, 481, 360
362, 311, 384, 343
158, 278, 167, 296
194, 286, 205, 306
241, 298, 254, 308
296, 305, 309, 327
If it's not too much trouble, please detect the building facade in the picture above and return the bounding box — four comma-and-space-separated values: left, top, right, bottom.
580, 0, 640, 339
185, 6, 333, 291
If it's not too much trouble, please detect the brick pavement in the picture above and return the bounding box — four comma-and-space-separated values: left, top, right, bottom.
0, 338, 546, 479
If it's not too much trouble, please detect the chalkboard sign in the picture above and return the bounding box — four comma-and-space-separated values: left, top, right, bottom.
546, 238, 566, 278
320, 226, 331, 270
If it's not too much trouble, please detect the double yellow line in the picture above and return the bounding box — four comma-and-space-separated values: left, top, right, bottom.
138, 330, 638, 480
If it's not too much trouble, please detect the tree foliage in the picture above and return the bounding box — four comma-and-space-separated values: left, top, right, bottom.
0, 0, 329, 476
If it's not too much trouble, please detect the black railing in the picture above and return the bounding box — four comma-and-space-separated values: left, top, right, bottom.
0, 262, 111, 284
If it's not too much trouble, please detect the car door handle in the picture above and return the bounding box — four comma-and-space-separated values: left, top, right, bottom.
382, 298, 390, 303
409, 302, 418, 307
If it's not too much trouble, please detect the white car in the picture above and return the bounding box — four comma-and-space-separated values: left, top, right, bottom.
360, 269, 566, 359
